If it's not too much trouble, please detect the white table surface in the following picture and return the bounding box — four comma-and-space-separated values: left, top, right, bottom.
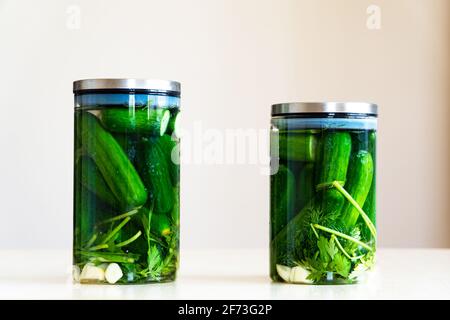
0, 248, 449, 300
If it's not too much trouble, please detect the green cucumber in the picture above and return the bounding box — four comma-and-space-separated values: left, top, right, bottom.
318, 132, 352, 183
363, 187, 376, 224
113, 133, 139, 165
155, 135, 180, 187
151, 213, 172, 237
74, 187, 111, 248
139, 140, 174, 213
278, 134, 317, 161
353, 130, 376, 150
80, 112, 147, 209
271, 199, 316, 268
79, 156, 118, 208
341, 150, 374, 229
166, 112, 179, 137
272, 133, 351, 266
295, 163, 314, 213
359, 182, 377, 239
271, 164, 296, 237
74, 184, 92, 249
170, 186, 180, 226
361, 132, 376, 238
100, 108, 171, 136
317, 132, 352, 215
279, 129, 320, 135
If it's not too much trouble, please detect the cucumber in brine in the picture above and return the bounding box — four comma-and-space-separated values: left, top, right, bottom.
166, 111, 179, 137
170, 185, 180, 226
278, 133, 317, 162
80, 112, 148, 209
100, 108, 171, 136
113, 133, 139, 165
78, 155, 118, 208
295, 163, 314, 213
341, 150, 374, 230
74, 186, 111, 249
317, 132, 352, 215
151, 213, 172, 237
361, 131, 376, 240
138, 138, 174, 214
155, 134, 180, 187
271, 164, 296, 238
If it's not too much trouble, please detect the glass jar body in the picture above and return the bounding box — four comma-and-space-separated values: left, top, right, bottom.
73, 92, 180, 284
270, 115, 377, 284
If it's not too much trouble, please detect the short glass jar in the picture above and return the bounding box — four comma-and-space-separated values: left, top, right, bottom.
270, 102, 377, 284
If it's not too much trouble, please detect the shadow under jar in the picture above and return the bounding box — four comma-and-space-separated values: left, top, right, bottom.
270, 102, 377, 284
73, 79, 180, 284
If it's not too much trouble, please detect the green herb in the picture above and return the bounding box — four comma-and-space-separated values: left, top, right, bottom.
75, 205, 178, 282
75, 109, 180, 284
272, 178, 375, 283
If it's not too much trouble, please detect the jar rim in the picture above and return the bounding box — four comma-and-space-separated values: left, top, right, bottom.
73, 78, 181, 95
271, 102, 378, 116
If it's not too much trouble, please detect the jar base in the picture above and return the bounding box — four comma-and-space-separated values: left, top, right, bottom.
271, 272, 362, 285
75, 274, 177, 285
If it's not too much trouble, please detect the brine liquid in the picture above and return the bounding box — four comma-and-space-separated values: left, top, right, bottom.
73, 106, 179, 284
270, 125, 376, 285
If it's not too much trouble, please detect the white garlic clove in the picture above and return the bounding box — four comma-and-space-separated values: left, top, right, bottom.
290, 266, 312, 284
105, 263, 123, 284
276, 264, 292, 283
72, 265, 81, 282
80, 263, 105, 282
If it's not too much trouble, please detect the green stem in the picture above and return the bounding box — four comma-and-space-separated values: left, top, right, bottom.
313, 224, 373, 252
88, 244, 109, 251
332, 181, 377, 239
85, 233, 97, 248
99, 208, 139, 225
77, 251, 138, 263
310, 224, 319, 239
74, 148, 86, 164
150, 234, 167, 248
332, 235, 362, 261
315, 180, 345, 191
102, 217, 131, 244
116, 231, 142, 247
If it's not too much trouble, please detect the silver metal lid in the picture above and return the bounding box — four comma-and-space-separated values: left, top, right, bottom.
73, 78, 181, 93
271, 102, 378, 116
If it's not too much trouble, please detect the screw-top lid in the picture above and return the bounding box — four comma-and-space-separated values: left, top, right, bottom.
271, 102, 377, 116
73, 78, 181, 95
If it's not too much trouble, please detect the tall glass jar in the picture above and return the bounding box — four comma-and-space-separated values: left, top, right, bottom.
73, 79, 180, 284
270, 102, 377, 284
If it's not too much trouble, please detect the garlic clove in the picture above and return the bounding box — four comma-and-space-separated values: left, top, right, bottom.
80, 263, 105, 282
105, 263, 123, 284
72, 265, 81, 282
276, 264, 292, 283
290, 266, 312, 284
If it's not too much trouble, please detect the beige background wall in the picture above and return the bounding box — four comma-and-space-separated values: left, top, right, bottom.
0, 0, 449, 249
